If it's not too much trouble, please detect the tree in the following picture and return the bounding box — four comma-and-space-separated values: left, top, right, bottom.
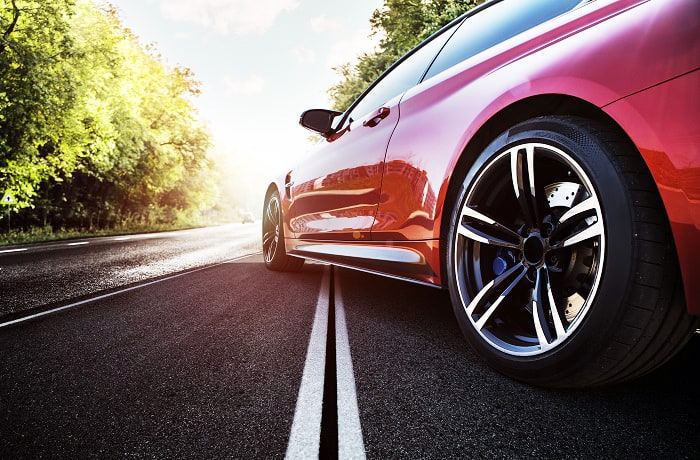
1, 0, 217, 232
0, 0, 78, 209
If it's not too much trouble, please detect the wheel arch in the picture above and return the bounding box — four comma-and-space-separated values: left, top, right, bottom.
438, 94, 637, 287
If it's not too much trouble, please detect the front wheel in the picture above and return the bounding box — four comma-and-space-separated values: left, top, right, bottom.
262, 191, 304, 272
446, 116, 696, 387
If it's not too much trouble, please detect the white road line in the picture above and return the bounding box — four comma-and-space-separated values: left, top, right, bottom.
334, 271, 367, 460
67, 242, 89, 246
286, 267, 366, 459
286, 266, 330, 460
0, 252, 262, 329
0, 248, 28, 254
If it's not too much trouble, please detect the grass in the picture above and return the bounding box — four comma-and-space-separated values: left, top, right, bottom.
0, 219, 233, 247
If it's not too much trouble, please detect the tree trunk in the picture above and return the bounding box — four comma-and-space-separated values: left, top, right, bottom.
1, 0, 20, 55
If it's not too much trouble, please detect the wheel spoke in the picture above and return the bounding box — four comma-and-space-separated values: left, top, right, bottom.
474, 266, 528, 330
558, 197, 597, 225
532, 268, 551, 350
563, 220, 602, 247
510, 145, 538, 227
550, 197, 603, 248
266, 200, 279, 226
466, 264, 526, 318
262, 230, 275, 246
265, 202, 273, 224
558, 218, 603, 248
266, 238, 277, 262
458, 205, 522, 249
543, 268, 566, 337
532, 267, 566, 351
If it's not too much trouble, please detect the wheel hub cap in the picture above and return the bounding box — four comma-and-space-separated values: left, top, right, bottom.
523, 234, 545, 266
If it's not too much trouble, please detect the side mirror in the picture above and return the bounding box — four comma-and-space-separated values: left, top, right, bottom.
299, 109, 343, 137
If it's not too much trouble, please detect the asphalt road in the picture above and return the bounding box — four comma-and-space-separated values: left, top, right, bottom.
0, 224, 698, 458
0, 223, 260, 316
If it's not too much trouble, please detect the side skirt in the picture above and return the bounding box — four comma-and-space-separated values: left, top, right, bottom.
287, 239, 443, 288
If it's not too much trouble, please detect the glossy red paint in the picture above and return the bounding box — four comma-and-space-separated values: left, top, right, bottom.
605, 70, 700, 314
272, 0, 699, 312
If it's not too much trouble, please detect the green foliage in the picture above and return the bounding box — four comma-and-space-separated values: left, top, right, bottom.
0, 0, 216, 232
0, 0, 77, 206
329, 0, 484, 111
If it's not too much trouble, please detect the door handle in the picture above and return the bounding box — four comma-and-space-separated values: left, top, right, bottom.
363, 107, 390, 127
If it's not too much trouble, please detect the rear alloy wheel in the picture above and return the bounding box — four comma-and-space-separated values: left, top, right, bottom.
262, 192, 304, 272
446, 116, 697, 387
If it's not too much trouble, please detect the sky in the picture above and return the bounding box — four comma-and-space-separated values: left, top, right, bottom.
112, 0, 383, 204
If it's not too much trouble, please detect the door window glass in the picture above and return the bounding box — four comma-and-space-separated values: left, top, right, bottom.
423, 0, 584, 81
347, 22, 459, 122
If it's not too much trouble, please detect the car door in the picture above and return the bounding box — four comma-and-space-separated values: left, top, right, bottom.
286, 99, 399, 242
287, 22, 460, 242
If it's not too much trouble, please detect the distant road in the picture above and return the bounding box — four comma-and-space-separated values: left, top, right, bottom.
0, 223, 261, 316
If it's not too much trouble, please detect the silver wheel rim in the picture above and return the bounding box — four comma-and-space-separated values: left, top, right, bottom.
263, 195, 281, 264
453, 142, 605, 356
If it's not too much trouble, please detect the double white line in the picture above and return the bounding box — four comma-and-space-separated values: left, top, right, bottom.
1, 255, 366, 457
286, 266, 366, 459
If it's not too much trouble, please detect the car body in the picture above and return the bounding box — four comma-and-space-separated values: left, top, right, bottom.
263, 0, 699, 387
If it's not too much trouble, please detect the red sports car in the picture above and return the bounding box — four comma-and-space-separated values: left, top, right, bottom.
263, 0, 699, 387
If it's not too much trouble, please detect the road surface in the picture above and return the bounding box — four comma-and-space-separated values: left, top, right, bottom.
1, 224, 697, 458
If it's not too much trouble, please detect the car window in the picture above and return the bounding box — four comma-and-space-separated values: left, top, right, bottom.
346, 22, 459, 122
423, 0, 585, 81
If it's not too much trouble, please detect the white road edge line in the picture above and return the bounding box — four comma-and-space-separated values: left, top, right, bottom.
286, 266, 330, 460
0, 252, 262, 329
67, 242, 90, 246
335, 270, 367, 460
0, 248, 28, 254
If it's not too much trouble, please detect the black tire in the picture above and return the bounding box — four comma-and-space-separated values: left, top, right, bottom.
262, 191, 304, 272
445, 116, 697, 388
